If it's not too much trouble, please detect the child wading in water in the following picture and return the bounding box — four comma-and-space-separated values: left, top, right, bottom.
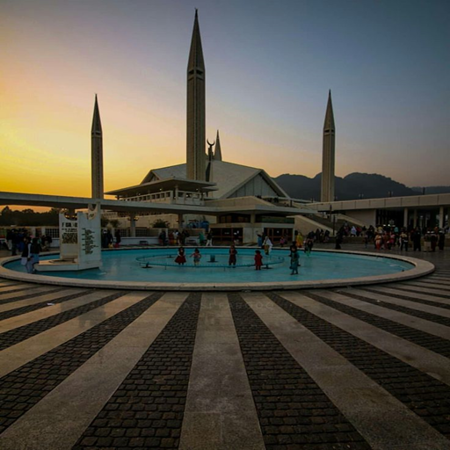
254, 250, 263, 270
190, 248, 202, 266
289, 244, 300, 275
175, 247, 186, 266
229, 244, 238, 267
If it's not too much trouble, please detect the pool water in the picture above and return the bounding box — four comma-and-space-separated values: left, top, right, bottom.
5, 248, 413, 284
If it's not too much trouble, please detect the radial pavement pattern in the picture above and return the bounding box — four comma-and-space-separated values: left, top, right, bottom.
1, 250, 450, 449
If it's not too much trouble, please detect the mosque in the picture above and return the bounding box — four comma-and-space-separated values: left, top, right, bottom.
95, 11, 336, 244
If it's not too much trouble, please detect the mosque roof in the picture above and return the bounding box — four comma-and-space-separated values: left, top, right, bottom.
142, 160, 289, 200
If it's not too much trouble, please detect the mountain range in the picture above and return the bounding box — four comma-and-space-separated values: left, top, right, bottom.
273, 173, 450, 201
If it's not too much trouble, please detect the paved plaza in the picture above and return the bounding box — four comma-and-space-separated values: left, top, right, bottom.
0, 247, 450, 449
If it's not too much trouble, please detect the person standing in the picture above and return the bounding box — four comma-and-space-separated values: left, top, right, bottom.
412, 228, 422, 251
400, 230, 409, 251
206, 231, 213, 246
6, 229, 12, 251
21, 237, 33, 274
175, 247, 186, 265
115, 229, 121, 248
289, 245, 300, 275
30, 237, 42, 272
190, 248, 202, 266
263, 236, 273, 255
228, 244, 238, 267
438, 231, 445, 251
254, 250, 263, 270
257, 233, 263, 248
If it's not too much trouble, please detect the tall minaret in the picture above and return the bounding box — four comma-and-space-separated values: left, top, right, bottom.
186, 9, 206, 181
214, 129, 222, 161
321, 90, 335, 202
91, 94, 104, 199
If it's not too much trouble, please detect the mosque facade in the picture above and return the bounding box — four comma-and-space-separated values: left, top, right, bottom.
101, 11, 331, 244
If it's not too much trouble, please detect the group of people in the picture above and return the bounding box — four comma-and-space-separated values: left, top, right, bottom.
371, 226, 446, 252
5, 228, 52, 255
101, 229, 121, 248
172, 237, 305, 274
158, 229, 213, 247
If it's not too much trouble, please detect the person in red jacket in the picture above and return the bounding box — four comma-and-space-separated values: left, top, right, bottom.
254, 250, 263, 270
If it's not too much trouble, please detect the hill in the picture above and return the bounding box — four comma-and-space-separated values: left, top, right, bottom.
274, 172, 418, 201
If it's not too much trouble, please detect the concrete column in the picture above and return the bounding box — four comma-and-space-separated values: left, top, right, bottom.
413, 209, 418, 228
178, 214, 184, 231
250, 214, 256, 225
403, 208, 408, 228
129, 214, 136, 237
439, 207, 444, 229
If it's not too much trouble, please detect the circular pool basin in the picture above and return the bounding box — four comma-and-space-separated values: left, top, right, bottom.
0, 247, 433, 291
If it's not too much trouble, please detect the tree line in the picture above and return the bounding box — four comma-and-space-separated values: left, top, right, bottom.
0, 207, 60, 227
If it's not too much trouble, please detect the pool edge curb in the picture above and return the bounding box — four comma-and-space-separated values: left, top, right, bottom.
0, 249, 435, 291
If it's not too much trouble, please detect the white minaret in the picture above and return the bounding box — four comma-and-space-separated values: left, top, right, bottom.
91, 94, 103, 199
321, 90, 335, 202
186, 10, 206, 181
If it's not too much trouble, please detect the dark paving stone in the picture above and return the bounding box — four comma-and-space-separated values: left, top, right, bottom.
0, 292, 163, 433
72, 293, 201, 450
268, 292, 450, 438
228, 293, 370, 450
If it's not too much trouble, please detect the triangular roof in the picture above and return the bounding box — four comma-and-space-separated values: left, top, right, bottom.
141, 161, 289, 199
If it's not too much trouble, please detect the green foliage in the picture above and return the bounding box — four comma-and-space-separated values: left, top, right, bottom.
152, 219, 170, 228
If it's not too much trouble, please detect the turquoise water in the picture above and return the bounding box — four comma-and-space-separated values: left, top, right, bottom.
5, 248, 413, 284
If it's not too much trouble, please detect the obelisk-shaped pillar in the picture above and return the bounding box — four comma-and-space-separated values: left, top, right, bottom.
321, 91, 336, 202
91, 95, 104, 199
214, 129, 222, 161
186, 10, 206, 181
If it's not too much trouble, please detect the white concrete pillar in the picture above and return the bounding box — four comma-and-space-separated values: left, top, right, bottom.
403, 208, 408, 228
178, 214, 184, 231
439, 206, 444, 229
129, 215, 136, 237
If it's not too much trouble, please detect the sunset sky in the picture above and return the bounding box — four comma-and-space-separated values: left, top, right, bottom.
1, 0, 449, 201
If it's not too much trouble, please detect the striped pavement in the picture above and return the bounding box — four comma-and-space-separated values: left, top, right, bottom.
1, 249, 450, 449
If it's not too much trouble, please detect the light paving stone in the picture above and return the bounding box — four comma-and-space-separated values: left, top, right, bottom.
395, 284, 450, 296
179, 293, 265, 450
0, 288, 83, 313
341, 287, 450, 318
0, 291, 151, 378
280, 291, 450, 386
0, 290, 118, 333
243, 293, 450, 450
0, 292, 187, 450
0, 286, 61, 302
316, 290, 450, 340
368, 286, 450, 306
